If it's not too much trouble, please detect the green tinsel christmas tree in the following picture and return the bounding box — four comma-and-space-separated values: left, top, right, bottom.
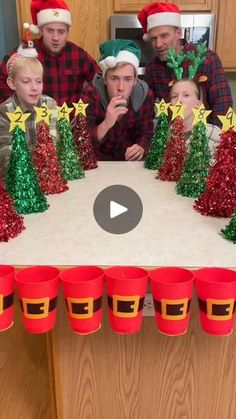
5, 126, 49, 214
176, 121, 210, 198
57, 118, 85, 181
221, 212, 236, 244
144, 113, 169, 170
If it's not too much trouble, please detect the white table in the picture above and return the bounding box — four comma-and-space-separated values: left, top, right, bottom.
1, 161, 234, 267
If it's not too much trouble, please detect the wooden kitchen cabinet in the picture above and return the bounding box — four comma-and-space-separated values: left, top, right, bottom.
215, 0, 236, 70
114, 0, 213, 12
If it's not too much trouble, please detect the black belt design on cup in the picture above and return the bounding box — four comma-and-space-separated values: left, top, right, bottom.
153, 298, 191, 320
198, 298, 236, 320
19, 296, 57, 319
107, 295, 145, 318
66, 296, 102, 319
0, 293, 14, 315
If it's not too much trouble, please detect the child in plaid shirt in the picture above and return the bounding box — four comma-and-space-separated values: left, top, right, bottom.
170, 78, 220, 161
0, 55, 58, 177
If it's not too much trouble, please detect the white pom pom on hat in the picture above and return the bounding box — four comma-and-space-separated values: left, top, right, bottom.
29, 23, 41, 34
104, 56, 117, 68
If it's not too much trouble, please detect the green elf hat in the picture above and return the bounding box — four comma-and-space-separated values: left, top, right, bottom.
99, 39, 141, 76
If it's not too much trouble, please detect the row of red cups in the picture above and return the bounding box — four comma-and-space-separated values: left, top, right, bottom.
1, 265, 236, 336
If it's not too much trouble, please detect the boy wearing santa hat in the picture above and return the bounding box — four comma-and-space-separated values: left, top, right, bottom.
77, 39, 154, 161
138, 2, 232, 126
0, 0, 100, 106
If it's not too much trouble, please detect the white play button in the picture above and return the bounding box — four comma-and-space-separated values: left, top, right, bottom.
110, 200, 128, 219
93, 185, 143, 234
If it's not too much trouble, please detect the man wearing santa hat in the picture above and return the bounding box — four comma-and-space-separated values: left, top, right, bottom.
138, 2, 233, 126
0, 0, 100, 106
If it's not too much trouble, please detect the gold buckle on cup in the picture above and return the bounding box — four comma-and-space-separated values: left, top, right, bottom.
206, 298, 234, 321
161, 298, 188, 320
0, 294, 3, 316
112, 295, 139, 318
66, 297, 93, 319
22, 297, 50, 319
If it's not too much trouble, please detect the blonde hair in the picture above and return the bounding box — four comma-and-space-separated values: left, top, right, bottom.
7, 56, 43, 80
105, 61, 136, 77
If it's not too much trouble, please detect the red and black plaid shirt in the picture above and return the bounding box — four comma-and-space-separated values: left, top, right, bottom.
144, 43, 233, 127
80, 83, 154, 161
0, 38, 100, 106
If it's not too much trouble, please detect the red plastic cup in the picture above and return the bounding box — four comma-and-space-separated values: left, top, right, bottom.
195, 267, 236, 336
150, 267, 194, 336
0, 265, 15, 332
105, 266, 148, 334
15, 266, 59, 334
60, 266, 104, 334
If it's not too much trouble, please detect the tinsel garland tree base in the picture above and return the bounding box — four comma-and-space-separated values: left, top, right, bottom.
5, 126, 49, 214
0, 179, 25, 242
73, 114, 97, 170
194, 130, 236, 217
176, 121, 210, 198
221, 212, 236, 244
157, 116, 186, 181
33, 122, 68, 195
57, 118, 85, 181
144, 113, 169, 170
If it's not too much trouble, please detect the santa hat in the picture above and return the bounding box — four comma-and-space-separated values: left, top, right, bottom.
29, 0, 72, 34
99, 39, 141, 77
138, 2, 181, 41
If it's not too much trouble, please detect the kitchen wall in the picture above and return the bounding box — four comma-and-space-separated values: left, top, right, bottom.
0, 0, 19, 59
228, 73, 236, 106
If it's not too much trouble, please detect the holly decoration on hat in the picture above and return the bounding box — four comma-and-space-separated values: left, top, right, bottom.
176, 105, 211, 198
72, 100, 97, 170
157, 101, 187, 181
144, 99, 170, 170
0, 178, 25, 242
5, 108, 49, 214
194, 127, 236, 217
57, 103, 85, 181
221, 211, 236, 244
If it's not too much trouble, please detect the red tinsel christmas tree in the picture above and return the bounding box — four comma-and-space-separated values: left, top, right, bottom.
0, 178, 25, 242
194, 129, 236, 217
73, 114, 97, 170
157, 116, 187, 181
32, 122, 68, 195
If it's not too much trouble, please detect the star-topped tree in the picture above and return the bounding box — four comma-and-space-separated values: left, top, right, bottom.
72, 100, 97, 170
6, 106, 31, 133
176, 105, 211, 198
194, 108, 236, 217
144, 99, 170, 170
32, 104, 68, 194
217, 107, 236, 133
157, 101, 187, 181
57, 102, 85, 181
0, 178, 25, 242
4, 108, 48, 214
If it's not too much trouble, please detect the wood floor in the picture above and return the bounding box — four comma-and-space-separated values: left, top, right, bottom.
0, 299, 52, 419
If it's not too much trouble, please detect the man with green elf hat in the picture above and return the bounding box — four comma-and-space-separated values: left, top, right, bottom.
79, 39, 154, 161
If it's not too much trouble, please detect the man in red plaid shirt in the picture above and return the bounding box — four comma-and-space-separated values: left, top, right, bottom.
79, 39, 154, 161
0, 0, 100, 106
138, 2, 233, 127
